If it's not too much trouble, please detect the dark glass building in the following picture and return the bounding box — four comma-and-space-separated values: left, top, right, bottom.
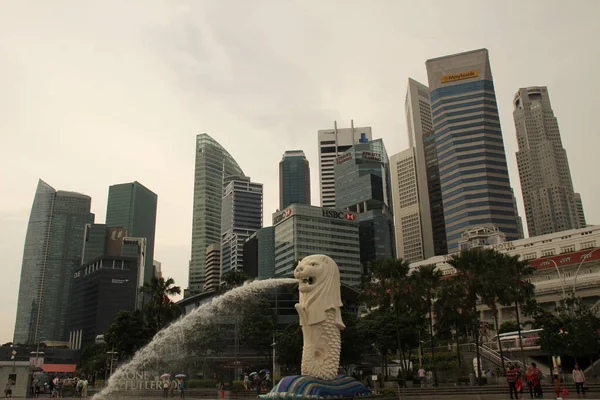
279, 150, 311, 209
14, 180, 92, 344
106, 181, 157, 284
68, 255, 139, 349
189, 134, 245, 295
220, 176, 263, 275
242, 226, 276, 280
335, 137, 395, 265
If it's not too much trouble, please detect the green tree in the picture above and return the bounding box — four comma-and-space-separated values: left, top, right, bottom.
339, 308, 370, 372
140, 276, 182, 332
238, 295, 276, 358
447, 248, 496, 380
529, 296, 600, 372
77, 343, 107, 377
362, 259, 424, 383
411, 265, 442, 385
104, 310, 153, 359
498, 321, 520, 334
275, 322, 302, 374
434, 277, 474, 367
221, 270, 249, 288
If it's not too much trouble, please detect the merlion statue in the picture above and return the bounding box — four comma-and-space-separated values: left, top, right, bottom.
294, 254, 345, 380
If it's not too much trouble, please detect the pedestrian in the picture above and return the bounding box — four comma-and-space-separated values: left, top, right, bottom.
506, 364, 519, 400
417, 366, 425, 388
254, 375, 262, 397
162, 380, 170, 399
80, 378, 89, 399
4, 380, 13, 399
170, 379, 177, 398
525, 363, 540, 399
244, 374, 249, 390
179, 379, 185, 399
76, 378, 83, 398
573, 363, 586, 397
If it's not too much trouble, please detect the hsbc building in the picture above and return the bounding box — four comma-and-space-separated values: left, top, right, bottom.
272, 204, 361, 286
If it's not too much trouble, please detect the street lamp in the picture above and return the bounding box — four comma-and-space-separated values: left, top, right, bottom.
547, 259, 566, 299
106, 350, 119, 380
572, 248, 599, 296
271, 334, 276, 384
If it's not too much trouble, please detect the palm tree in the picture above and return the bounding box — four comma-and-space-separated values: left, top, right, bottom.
412, 265, 442, 385
447, 247, 497, 383
434, 277, 472, 366
140, 276, 181, 331
501, 254, 536, 367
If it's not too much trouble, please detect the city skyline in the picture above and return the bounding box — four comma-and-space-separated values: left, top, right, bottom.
2, 0, 600, 342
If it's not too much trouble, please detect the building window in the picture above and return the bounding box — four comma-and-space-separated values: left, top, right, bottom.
581, 241, 596, 250
564, 272, 572, 278
560, 245, 576, 254
542, 249, 555, 257
545, 275, 552, 280
523, 253, 537, 260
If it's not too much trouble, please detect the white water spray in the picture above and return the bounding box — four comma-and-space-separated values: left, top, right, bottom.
96, 278, 297, 399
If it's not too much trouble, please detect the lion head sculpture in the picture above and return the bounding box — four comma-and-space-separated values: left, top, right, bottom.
294, 254, 345, 329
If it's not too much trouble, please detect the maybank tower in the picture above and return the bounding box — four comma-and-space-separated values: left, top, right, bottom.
426, 49, 521, 252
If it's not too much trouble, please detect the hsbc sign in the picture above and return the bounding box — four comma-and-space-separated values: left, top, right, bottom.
322, 209, 357, 221
273, 208, 292, 225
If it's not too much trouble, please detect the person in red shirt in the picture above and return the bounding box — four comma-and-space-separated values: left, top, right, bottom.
506, 364, 519, 400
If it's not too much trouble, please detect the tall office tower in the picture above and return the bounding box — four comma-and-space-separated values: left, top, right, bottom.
272, 204, 361, 286
318, 121, 372, 208
14, 180, 92, 344
335, 138, 395, 264
204, 243, 221, 292
513, 86, 585, 236
426, 49, 520, 252
220, 176, 263, 275
574, 193, 586, 228
405, 78, 447, 257
390, 148, 425, 262
189, 133, 245, 295
279, 150, 311, 209
106, 181, 157, 284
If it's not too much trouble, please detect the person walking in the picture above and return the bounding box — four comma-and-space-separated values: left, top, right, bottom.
170, 379, 177, 398
525, 363, 541, 398
506, 364, 519, 400
573, 363, 586, 397
243, 374, 249, 390
178, 379, 185, 399
162, 380, 170, 399
417, 367, 425, 388
4, 380, 12, 399
80, 378, 88, 399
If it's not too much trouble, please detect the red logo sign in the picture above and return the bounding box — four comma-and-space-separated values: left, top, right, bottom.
284, 209, 292, 217
344, 213, 356, 221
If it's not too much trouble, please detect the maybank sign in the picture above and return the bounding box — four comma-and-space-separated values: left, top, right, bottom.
440, 70, 479, 84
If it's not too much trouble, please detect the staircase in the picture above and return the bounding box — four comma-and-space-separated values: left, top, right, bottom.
466, 343, 523, 369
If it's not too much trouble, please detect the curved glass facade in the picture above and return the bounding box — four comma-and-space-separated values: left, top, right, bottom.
189, 134, 244, 293
14, 180, 91, 344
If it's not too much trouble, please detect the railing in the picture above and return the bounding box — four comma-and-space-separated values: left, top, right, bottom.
464, 343, 522, 369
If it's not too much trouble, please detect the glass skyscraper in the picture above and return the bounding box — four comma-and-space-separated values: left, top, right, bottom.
106, 181, 157, 284
14, 180, 92, 344
279, 150, 310, 209
189, 133, 244, 294
335, 137, 396, 264
426, 49, 520, 253
220, 176, 263, 275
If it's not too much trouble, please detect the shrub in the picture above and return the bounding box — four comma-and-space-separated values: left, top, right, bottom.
378, 388, 396, 398
186, 379, 218, 388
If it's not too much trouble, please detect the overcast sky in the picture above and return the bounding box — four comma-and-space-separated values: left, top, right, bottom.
1, 0, 599, 343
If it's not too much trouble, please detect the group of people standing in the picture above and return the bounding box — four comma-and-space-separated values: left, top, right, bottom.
506, 362, 587, 399
162, 379, 185, 399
